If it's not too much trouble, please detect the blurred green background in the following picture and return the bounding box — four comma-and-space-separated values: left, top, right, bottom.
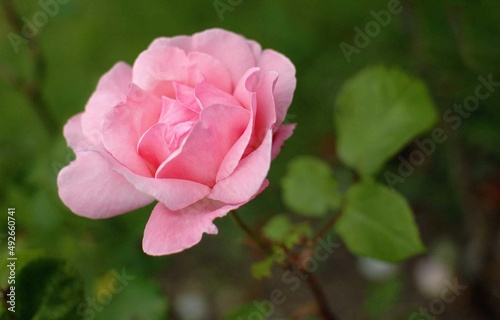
0, 0, 499, 319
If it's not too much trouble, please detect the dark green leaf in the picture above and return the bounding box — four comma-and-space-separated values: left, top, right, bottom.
17, 258, 85, 320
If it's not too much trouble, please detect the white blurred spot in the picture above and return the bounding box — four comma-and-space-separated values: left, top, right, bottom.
414, 257, 452, 298
357, 257, 399, 281
175, 291, 210, 320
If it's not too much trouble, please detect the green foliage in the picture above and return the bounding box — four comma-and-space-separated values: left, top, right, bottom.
95, 274, 169, 320
17, 258, 85, 320
363, 276, 403, 317
262, 214, 293, 243
262, 215, 313, 249
334, 66, 438, 177
281, 156, 340, 217
335, 182, 425, 262
251, 256, 275, 280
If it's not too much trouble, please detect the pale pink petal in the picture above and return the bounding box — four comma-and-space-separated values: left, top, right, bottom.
63, 113, 90, 150
194, 80, 241, 109
159, 97, 198, 128
233, 67, 259, 111
143, 200, 242, 256
271, 124, 296, 160
108, 156, 211, 211
215, 69, 259, 181
133, 46, 234, 97
101, 85, 161, 177
190, 29, 257, 84
246, 39, 262, 62
174, 82, 201, 112
156, 104, 250, 186
216, 116, 253, 182
132, 46, 190, 97
257, 50, 296, 129
137, 123, 170, 170
254, 71, 279, 131
187, 52, 233, 93
209, 130, 272, 204
245, 71, 279, 154
57, 151, 154, 219
149, 29, 259, 89
148, 35, 192, 51
81, 62, 132, 145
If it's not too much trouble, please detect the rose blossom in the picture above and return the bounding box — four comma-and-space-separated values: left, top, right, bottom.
57, 28, 296, 255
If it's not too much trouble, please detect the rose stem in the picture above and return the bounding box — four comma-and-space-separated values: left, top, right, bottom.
303, 271, 339, 320
232, 211, 341, 319
230, 210, 270, 254
313, 209, 343, 243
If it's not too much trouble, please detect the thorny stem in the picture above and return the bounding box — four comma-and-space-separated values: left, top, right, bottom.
313, 210, 342, 243
1, 0, 59, 136
230, 210, 270, 255
304, 272, 339, 320
231, 210, 340, 320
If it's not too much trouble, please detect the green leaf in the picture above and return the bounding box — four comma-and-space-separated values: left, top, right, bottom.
262, 215, 292, 243
17, 258, 85, 320
281, 156, 340, 217
334, 65, 438, 177
335, 182, 425, 262
251, 256, 275, 280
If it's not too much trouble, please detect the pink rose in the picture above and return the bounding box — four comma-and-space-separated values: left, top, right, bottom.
57, 28, 296, 255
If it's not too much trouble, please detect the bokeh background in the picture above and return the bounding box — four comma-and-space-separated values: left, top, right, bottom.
0, 0, 499, 319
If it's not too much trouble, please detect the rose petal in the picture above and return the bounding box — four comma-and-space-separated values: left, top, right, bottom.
190, 29, 257, 84
137, 123, 170, 170
108, 157, 211, 211
81, 62, 132, 145
132, 46, 191, 97
174, 82, 201, 112
209, 129, 272, 204
159, 96, 198, 129
133, 45, 234, 97
57, 151, 154, 219
245, 71, 279, 154
246, 39, 262, 62
257, 50, 296, 129
102, 85, 161, 177
156, 104, 250, 186
194, 80, 241, 109
63, 113, 90, 151
187, 52, 233, 93
143, 200, 241, 256
215, 68, 260, 181
148, 35, 193, 51
271, 124, 296, 160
